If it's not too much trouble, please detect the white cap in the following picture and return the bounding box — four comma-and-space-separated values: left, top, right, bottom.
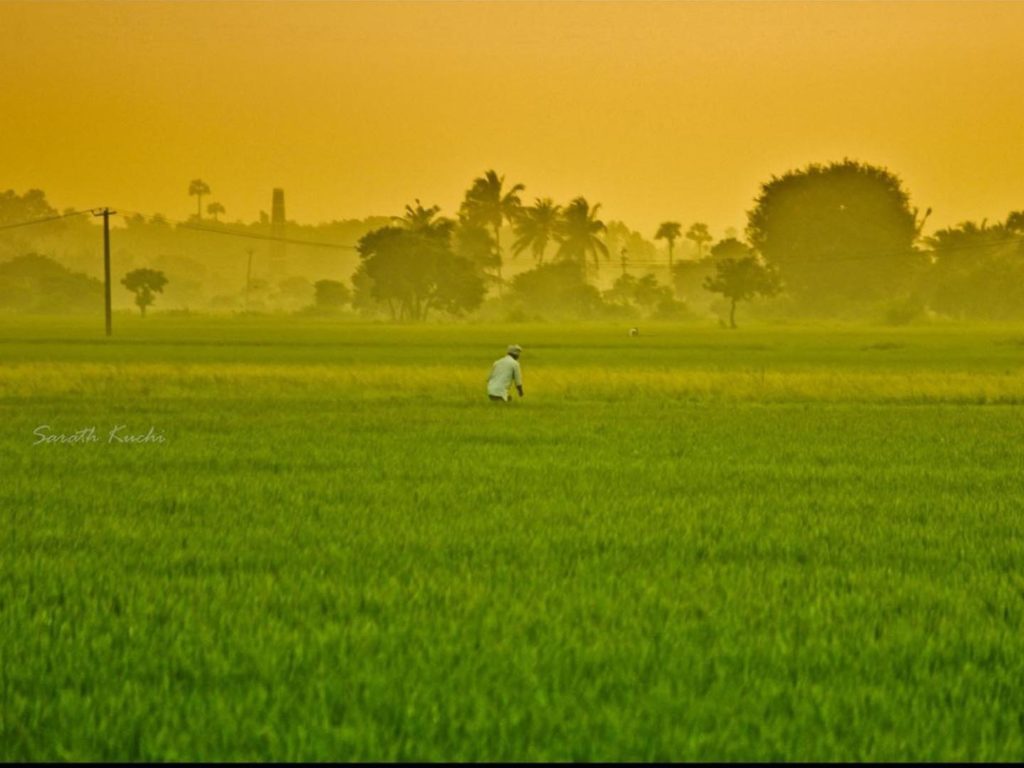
507, 344, 522, 356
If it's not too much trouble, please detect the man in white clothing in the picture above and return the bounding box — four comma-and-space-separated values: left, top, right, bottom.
487, 344, 524, 402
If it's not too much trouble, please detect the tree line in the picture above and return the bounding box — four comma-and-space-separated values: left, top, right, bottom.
1, 162, 1022, 325
345, 162, 1024, 326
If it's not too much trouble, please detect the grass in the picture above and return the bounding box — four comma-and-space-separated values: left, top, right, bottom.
3, 316, 1024, 760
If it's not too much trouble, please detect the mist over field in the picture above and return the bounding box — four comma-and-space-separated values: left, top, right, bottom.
3, 163, 1023, 328
3, 0, 1024, 762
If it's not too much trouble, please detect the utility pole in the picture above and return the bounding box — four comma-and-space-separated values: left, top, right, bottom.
620, 247, 629, 277
93, 208, 116, 336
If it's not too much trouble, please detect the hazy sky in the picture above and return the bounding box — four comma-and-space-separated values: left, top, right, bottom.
1, 1, 1022, 237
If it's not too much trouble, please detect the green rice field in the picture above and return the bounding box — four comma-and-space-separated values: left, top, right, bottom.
3, 316, 1024, 760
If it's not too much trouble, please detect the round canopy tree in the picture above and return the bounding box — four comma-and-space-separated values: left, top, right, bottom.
746, 160, 924, 309
121, 268, 167, 317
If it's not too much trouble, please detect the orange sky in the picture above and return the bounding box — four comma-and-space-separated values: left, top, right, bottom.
1, 1, 1022, 238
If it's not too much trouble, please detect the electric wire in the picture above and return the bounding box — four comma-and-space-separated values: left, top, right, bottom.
115, 209, 358, 250
0, 210, 92, 232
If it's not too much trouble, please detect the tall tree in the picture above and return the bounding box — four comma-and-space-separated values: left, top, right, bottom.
685, 222, 713, 260
555, 197, 608, 273
512, 198, 562, 263
747, 159, 923, 309
121, 268, 168, 317
703, 257, 781, 328
188, 179, 211, 220
459, 170, 524, 287
654, 221, 682, 268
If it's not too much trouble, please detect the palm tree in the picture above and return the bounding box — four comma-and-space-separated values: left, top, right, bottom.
460, 170, 524, 287
512, 198, 562, 263
397, 199, 454, 238
685, 222, 713, 259
654, 221, 682, 268
555, 197, 608, 272
206, 201, 225, 222
189, 179, 211, 220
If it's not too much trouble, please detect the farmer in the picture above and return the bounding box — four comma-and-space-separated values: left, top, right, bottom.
487, 344, 524, 402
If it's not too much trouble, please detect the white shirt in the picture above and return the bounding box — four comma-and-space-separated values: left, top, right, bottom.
487, 355, 522, 400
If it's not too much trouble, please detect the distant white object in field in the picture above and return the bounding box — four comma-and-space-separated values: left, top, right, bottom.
628, 327, 639, 337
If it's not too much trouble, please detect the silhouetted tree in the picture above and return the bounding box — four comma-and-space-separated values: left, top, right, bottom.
709, 237, 754, 262
655, 221, 682, 267
704, 257, 781, 328
604, 222, 657, 269
0, 254, 102, 313
512, 198, 561, 263
668, 233, 733, 301
604, 272, 638, 308
399, 199, 452, 237
354, 204, 485, 321
0, 190, 67, 261
121, 268, 168, 317
685, 222, 713, 260
510, 261, 603, 318
747, 160, 924, 309
188, 179, 211, 220
633, 273, 672, 311
314, 279, 351, 310
926, 217, 1024, 319
0, 189, 58, 225
556, 197, 608, 272
671, 258, 716, 306
206, 201, 225, 222
454, 221, 500, 278
605, 272, 672, 315
460, 170, 524, 289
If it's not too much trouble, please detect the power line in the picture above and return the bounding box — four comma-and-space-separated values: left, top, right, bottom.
179, 222, 358, 250
0, 210, 92, 232
117, 209, 358, 250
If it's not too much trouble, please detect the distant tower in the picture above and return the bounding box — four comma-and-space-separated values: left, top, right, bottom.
270, 188, 286, 275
